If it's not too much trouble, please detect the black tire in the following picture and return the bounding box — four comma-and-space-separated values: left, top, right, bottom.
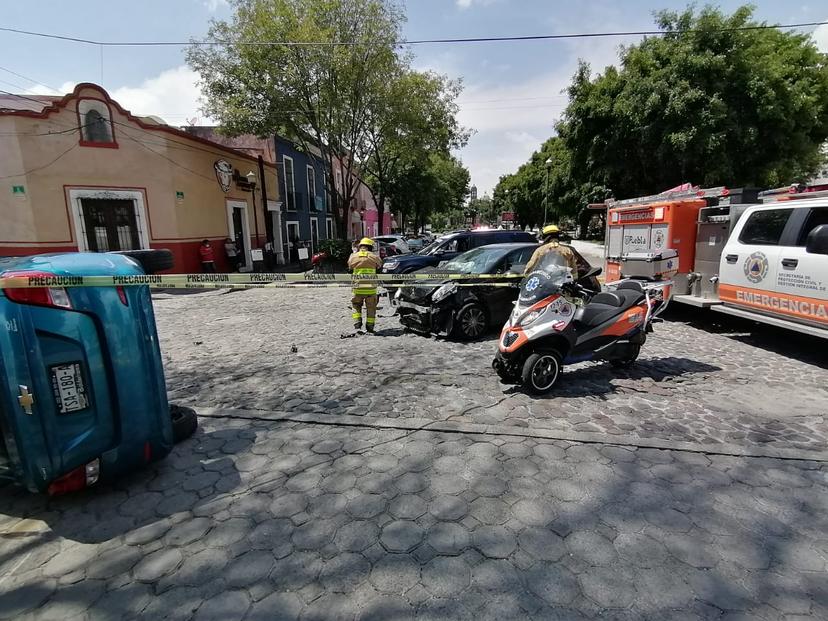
521, 351, 563, 395
170, 404, 198, 443
114, 249, 174, 274
453, 303, 488, 340
610, 344, 641, 368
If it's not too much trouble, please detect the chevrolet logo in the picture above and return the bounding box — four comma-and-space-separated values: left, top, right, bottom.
18, 385, 34, 415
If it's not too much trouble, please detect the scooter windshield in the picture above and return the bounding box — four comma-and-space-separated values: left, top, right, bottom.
518, 253, 572, 305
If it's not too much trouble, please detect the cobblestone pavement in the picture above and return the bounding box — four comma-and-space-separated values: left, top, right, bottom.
1, 287, 826, 620
2, 417, 828, 620
157, 288, 828, 456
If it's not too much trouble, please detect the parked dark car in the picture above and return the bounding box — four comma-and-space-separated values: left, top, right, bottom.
381, 229, 537, 274
396, 243, 601, 340
395, 243, 536, 339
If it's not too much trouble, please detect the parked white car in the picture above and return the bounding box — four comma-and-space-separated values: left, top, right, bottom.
374, 235, 411, 254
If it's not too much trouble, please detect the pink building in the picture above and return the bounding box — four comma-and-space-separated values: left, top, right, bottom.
348, 179, 395, 240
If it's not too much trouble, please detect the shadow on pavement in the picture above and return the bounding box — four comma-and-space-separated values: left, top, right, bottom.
0, 420, 825, 619
0, 427, 254, 547
513, 356, 721, 400
663, 305, 827, 369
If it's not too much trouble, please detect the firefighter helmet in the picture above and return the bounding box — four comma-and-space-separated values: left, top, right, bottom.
358, 237, 375, 249
541, 224, 560, 236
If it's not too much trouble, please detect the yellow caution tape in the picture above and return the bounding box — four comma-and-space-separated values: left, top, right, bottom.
0, 272, 523, 289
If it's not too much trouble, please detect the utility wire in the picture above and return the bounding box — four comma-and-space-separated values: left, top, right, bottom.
0, 142, 78, 180
0, 89, 271, 165
0, 64, 57, 92
0, 21, 825, 47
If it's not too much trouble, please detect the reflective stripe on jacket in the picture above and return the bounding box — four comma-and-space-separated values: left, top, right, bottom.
347, 250, 382, 295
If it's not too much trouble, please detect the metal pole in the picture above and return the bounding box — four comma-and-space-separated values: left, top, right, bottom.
544, 167, 549, 227
250, 184, 261, 247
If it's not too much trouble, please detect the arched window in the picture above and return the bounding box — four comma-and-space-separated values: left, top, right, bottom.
78, 99, 115, 145
84, 109, 112, 143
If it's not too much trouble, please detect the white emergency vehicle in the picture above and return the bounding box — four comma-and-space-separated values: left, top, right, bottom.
603, 185, 828, 339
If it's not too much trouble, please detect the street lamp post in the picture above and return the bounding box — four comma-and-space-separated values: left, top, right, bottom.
544, 158, 553, 227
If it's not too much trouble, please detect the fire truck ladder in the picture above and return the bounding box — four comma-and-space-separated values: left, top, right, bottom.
607, 186, 728, 208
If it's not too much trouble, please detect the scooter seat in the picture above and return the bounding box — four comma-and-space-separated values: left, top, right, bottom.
576, 291, 644, 327
616, 289, 646, 306
591, 291, 624, 307
575, 303, 624, 327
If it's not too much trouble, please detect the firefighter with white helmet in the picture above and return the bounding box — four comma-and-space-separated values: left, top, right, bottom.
347, 237, 383, 333
525, 224, 579, 275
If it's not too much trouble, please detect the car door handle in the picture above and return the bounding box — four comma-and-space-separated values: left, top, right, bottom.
781, 258, 798, 268
725, 254, 738, 264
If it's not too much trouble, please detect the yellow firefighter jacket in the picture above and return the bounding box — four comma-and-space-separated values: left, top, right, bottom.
347, 250, 383, 295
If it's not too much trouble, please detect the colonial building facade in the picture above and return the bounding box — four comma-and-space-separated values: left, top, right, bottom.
0, 84, 276, 272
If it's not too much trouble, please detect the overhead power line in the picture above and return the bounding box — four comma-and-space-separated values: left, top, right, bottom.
0, 65, 57, 92
0, 21, 825, 47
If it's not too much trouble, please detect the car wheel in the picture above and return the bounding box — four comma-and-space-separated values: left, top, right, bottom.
113, 249, 174, 274
454, 303, 488, 340
521, 351, 562, 395
610, 344, 641, 368
170, 404, 198, 443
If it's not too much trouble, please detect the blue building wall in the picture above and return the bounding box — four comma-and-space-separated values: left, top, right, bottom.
273, 136, 334, 262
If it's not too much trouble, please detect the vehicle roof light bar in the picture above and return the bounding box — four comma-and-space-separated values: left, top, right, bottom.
760, 188, 828, 203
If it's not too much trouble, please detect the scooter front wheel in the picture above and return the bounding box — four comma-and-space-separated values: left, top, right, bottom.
521, 351, 563, 395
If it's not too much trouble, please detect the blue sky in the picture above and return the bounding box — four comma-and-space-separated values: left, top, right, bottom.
1, 0, 825, 194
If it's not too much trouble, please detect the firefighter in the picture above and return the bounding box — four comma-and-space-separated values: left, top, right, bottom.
524, 224, 579, 276
347, 238, 383, 333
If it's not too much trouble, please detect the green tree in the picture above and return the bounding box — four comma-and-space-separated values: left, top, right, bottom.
387, 153, 470, 232
493, 137, 581, 228
469, 196, 496, 225
362, 69, 469, 232
187, 0, 404, 236
559, 5, 828, 197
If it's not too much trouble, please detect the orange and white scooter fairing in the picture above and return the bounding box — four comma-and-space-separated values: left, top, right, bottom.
492, 253, 673, 394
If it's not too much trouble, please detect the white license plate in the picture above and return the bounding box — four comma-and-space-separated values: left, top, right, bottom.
50, 363, 88, 414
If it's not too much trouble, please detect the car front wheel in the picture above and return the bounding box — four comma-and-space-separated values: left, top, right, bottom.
453, 303, 487, 340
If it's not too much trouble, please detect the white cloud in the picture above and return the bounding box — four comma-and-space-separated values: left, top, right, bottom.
109, 66, 213, 125
814, 23, 828, 52
454, 35, 633, 194
26, 81, 78, 96
456, 0, 498, 9
22, 66, 210, 126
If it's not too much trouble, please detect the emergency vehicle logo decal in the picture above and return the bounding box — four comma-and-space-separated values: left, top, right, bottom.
525, 277, 540, 292
214, 160, 233, 193
744, 251, 769, 284
653, 230, 665, 249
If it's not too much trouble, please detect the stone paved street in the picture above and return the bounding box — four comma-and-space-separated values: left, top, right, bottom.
0, 287, 826, 620
159, 288, 828, 457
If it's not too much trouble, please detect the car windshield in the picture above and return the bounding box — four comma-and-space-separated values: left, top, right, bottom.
418, 236, 451, 255
442, 247, 509, 273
